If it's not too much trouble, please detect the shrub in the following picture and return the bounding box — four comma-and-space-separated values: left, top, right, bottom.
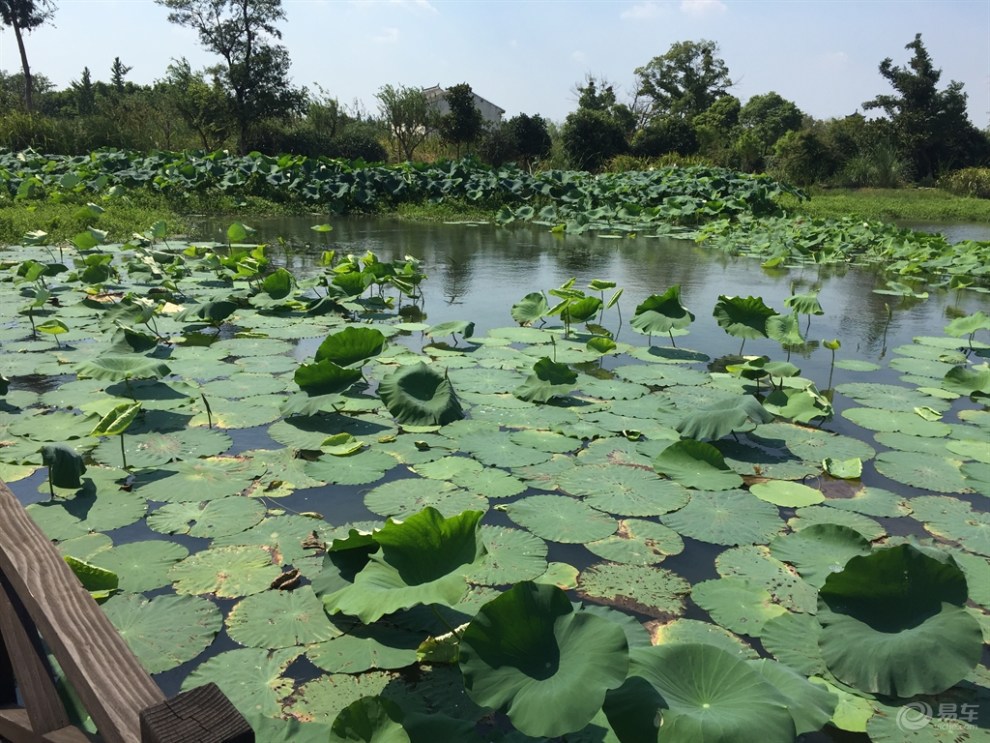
560, 109, 627, 172
938, 167, 990, 199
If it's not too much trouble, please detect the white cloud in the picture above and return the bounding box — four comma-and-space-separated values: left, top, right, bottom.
372, 26, 400, 43
680, 0, 727, 17
621, 2, 666, 20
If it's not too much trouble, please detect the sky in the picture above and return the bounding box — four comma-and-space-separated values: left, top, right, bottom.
1, 0, 988, 129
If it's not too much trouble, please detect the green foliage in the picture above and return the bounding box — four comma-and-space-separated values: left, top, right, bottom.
377, 362, 464, 426
376, 84, 435, 161
438, 83, 483, 157
561, 109, 628, 172
634, 39, 733, 122
939, 167, 990, 199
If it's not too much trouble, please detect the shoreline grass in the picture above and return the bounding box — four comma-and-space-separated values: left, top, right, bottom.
778, 187, 990, 224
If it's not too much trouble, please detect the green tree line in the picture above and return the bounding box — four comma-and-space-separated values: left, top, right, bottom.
1, 0, 987, 187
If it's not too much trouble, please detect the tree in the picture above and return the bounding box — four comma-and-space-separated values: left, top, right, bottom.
0, 0, 56, 112
376, 84, 434, 161
162, 58, 232, 150
507, 113, 552, 168
110, 56, 132, 94
439, 83, 483, 157
634, 40, 732, 123
737, 92, 804, 169
156, 0, 304, 153
575, 76, 636, 135
560, 108, 627, 171
72, 66, 95, 115
864, 33, 988, 180
692, 94, 740, 164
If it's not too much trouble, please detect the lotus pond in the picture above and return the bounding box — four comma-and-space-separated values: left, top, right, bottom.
1, 214, 989, 743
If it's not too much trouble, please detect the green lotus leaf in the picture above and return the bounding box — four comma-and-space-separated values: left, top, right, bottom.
93, 428, 232, 468
295, 360, 363, 396
37, 318, 69, 336
426, 320, 475, 340
304, 449, 399, 487
76, 355, 171, 382
559, 296, 602, 324
134, 457, 262, 502
90, 401, 141, 437
823, 456, 862, 479
587, 336, 617, 354
842, 406, 951, 436
12, 411, 103, 442
630, 286, 695, 337
751, 659, 836, 736
227, 586, 341, 649
836, 381, 951, 413
502, 495, 616, 543
627, 643, 796, 743
316, 327, 387, 367
713, 295, 778, 340
586, 519, 684, 565
90, 540, 189, 593
178, 299, 239, 325
653, 439, 743, 490
824, 485, 910, 518
147, 497, 266, 539
648, 617, 758, 659
692, 577, 787, 636
660, 490, 783, 546
807, 677, 874, 733
943, 363, 990, 396
818, 543, 983, 696
874, 450, 969, 493
464, 526, 548, 586
170, 545, 280, 598
578, 563, 689, 618
262, 267, 294, 299
327, 696, 409, 743
511, 292, 549, 325
323, 508, 486, 623
457, 432, 553, 468
64, 555, 118, 600
459, 581, 629, 738
181, 647, 300, 719
308, 624, 421, 675
783, 291, 823, 317
759, 611, 827, 676
364, 478, 486, 520
40, 443, 86, 489
103, 593, 222, 674
676, 395, 773, 441
788, 505, 886, 541
378, 362, 464, 426
749, 480, 825, 507
753, 422, 876, 463
715, 545, 817, 613
766, 313, 805, 346
212, 514, 334, 566
769, 524, 872, 588
944, 310, 990, 337
513, 357, 577, 403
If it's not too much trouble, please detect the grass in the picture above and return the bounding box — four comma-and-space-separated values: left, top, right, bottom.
778, 187, 990, 224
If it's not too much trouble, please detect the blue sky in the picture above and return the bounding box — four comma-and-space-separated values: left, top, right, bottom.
2, 0, 988, 128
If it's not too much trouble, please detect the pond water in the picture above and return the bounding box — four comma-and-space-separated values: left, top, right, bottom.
5, 216, 989, 739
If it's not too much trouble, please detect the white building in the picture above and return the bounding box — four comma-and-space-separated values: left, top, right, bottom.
423, 85, 505, 125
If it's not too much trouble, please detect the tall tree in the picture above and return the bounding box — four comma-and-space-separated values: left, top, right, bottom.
0, 0, 56, 112
155, 0, 303, 153
634, 40, 732, 123
864, 33, 988, 180
110, 56, 132, 94
72, 66, 95, 115
438, 83, 482, 157
507, 113, 552, 168
376, 84, 434, 161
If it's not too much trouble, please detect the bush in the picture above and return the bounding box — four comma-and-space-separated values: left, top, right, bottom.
477, 124, 517, 167
630, 116, 698, 158
560, 109, 627, 172
938, 167, 990, 199
325, 130, 388, 163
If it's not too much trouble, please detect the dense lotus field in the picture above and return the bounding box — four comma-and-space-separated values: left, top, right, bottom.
1, 220, 989, 742
3, 148, 990, 285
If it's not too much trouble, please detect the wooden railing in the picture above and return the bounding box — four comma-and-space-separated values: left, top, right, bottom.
0, 480, 253, 743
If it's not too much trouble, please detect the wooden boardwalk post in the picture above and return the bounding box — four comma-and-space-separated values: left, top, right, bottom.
0, 479, 252, 743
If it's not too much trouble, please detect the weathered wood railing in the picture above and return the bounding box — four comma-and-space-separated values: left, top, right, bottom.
0, 479, 253, 743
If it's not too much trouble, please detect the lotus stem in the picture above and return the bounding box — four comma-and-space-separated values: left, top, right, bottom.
827, 349, 836, 391
201, 393, 213, 429
48, 472, 54, 500
668, 329, 676, 348
120, 434, 128, 470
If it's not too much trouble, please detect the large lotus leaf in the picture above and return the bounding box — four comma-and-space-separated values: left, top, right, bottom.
874, 450, 969, 493
763, 384, 833, 424
94, 427, 232, 468
147, 497, 266, 539
378, 362, 464, 426
10, 411, 101, 443
769, 524, 871, 588
783, 291, 823, 317
181, 647, 299, 718
837, 382, 952, 413
170, 545, 280, 598
459, 581, 629, 738
868, 693, 990, 742
365, 479, 487, 520
426, 320, 475, 340
103, 593, 221, 674
227, 586, 341, 649
818, 544, 983, 696
307, 624, 421, 674
304, 450, 399, 487
578, 563, 689, 618
457, 432, 553, 468
560, 465, 688, 517
327, 696, 409, 743
945, 310, 990, 337
788, 506, 886, 541
295, 360, 363, 396
751, 659, 836, 736
134, 457, 262, 502
759, 611, 827, 675
76, 355, 171, 382
464, 526, 548, 586
198, 373, 289, 400
630, 286, 695, 336
511, 292, 550, 325
713, 295, 778, 339
586, 518, 684, 565
40, 443, 86, 488
91, 540, 189, 593
824, 485, 911, 518
691, 578, 787, 636
753, 422, 876, 463
653, 439, 743, 490
676, 395, 773, 441
627, 643, 796, 743
559, 296, 602, 324
316, 327, 387, 367
943, 363, 990, 396
714, 545, 817, 613
212, 514, 334, 566
661, 490, 782, 546
750, 480, 825, 507
323, 508, 485, 623
648, 617, 757, 659
766, 313, 805, 346
513, 357, 577, 403
910, 495, 990, 556
502, 495, 616, 543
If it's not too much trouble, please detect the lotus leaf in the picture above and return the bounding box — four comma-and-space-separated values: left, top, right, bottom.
714, 545, 818, 613
377, 363, 464, 426
626, 643, 796, 743
823, 456, 862, 479
660, 490, 782, 546
308, 625, 420, 675
181, 647, 299, 718
103, 593, 222, 674
76, 355, 171, 382
842, 406, 951, 436
170, 545, 279, 598
769, 524, 872, 588
750, 480, 825, 507
456, 433, 553, 468
227, 586, 341, 649
322, 508, 486, 623
147, 497, 266, 539
316, 327, 387, 367
212, 514, 333, 565
751, 659, 836, 736
630, 286, 695, 338
295, 360, 363, 396
327, 696, 409, 743
824, 485, 911, 518
40, 443, 86, 489
93, 428, 231, 468
648, 617, 757, 659
458, 581, 629, 738
943, 363, 990, 397
759, 611, 827, 675
89, 401, 141, 438
652, 439, 743, 490
305, 449, 399, 487
64, 555, 118, 601
510, 292, 549, 325
692, 578, 787, 636
90, 539, 189, 594
586, 518, 684, 565
502, 495, 616, 543
135, 457, 262, 502
513, 357, 577, 403
909, 495, 990, 557
766, 313, 805, 346
713, 295, 778, 340
464, 526, 548, 585
676, 395, 773, 441
789, 505, 886, 540
578, 562, 689, 617
762, 385, 833, 423
364, 479, 486, 520
818, 543, 983, 696
874, 450, 969, 493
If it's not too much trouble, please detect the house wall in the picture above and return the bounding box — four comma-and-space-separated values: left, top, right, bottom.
424, 87, 504, 125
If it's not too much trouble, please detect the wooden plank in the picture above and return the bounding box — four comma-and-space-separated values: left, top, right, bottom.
139, 684, 253, 743
0, 481, 165, 743
0, 574, 72, 734
0, 610, 15, 706
0, 707, 93, 742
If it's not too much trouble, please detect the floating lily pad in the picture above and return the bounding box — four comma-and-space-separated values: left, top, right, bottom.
93, 428, 232, 468
751, 480, 825, 507
304, 450, 399, 487
181, 647, 300, 718
661, 490, 783, 546
770, 524, 872, 588
457, 433, 553, 468
760, 611, 827, 675
212, 514, 331, 566
692, 577, 788, 636
135, 457, 262, 502
103, 593, 222, 674
91, 540, 189, 593
502, 495, 616, 544
586, 519, 684, 565
307, 625, 421, 674
714, 545, 818, 613
842, 407, 951, 436
653, 439, 743, 491
788, 506, 886, 541
874, 450, 969, 493
170, 545, 279, 598
227, 586, 341, 649
364, 478, 487, 519
909, 495, 990, 556
464, 526, 548, 586
578, 563, 689, 618
147, 497, 266, 539
648, 617, 757, 659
